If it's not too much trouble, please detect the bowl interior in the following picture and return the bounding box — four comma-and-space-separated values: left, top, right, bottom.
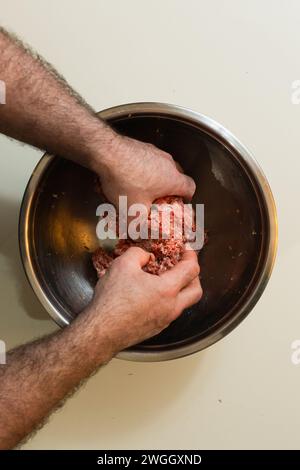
26, 113, 268, 352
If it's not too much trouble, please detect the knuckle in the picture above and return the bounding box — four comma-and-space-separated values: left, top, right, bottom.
131, 246, 147, 257
185, 258, 200, 278
176, 174, 196, 199
194, 282, 203, 303
192, 261, 200, 278
112, 255, 127, 270
124, 246, 146, 264
195, 289, 203, 303
188, 175, 196, 191
147, 142, 157, 152
182, 264, 199, 284
126, 246, 139, 255
162, 151, 173, 161
160, 280, 176, 298
198, 283, 203, 299
184, 176, 196, 196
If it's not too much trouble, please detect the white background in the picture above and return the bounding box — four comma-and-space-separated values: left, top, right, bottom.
0, 0, 299, 449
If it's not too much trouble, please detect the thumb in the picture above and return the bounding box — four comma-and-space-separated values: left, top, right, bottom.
121, 246, 152, 268
174, 173, 196, 201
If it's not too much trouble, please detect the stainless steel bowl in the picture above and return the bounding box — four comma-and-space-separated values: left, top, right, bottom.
19, 103, 278, 361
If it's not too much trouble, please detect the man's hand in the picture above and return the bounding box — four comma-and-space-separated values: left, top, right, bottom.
95, 135, 196, 211
85, 247, 202, 354
0, 247, 201, 449
0, 27, 201, 449
0, 27, 196, 213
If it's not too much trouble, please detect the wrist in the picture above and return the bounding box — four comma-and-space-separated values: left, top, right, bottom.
81, 304, 128, 359
62, 307, 118, 369
86, 121, 124, 177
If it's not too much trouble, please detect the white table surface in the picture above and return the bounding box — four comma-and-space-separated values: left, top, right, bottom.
0, 0, 299, 450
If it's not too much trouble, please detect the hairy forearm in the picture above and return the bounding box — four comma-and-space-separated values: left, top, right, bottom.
0, 307, 115, 449
0, 27, 117, 172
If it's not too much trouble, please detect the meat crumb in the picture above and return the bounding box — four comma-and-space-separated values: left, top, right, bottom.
92, 196, 195, 277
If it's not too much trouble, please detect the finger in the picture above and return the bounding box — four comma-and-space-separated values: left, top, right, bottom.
159, 249, 200, 291
175, 276, 203, 317
151, 145, 175, 164
175, 161, 183, 173
174, 173, 196, 201
161, 150, 175, 163
119, 246, 152, 268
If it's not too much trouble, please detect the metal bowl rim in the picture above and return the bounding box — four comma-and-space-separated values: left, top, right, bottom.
19, 102, 278, 362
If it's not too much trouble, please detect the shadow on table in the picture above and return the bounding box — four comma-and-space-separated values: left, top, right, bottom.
0, 194, 49, 321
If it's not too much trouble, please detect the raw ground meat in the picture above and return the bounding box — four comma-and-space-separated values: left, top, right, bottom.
92, 196, 196, 277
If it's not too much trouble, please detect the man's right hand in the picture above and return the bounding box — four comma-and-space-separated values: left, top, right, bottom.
85, 247, 202, 355
93, 135, 196, 213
